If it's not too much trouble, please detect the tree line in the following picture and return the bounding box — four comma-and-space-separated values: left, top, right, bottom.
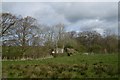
0, 13, 119, 59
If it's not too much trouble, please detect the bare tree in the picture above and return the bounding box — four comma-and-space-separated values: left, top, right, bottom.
52, 23, 66, 49
0, 13, 17, 35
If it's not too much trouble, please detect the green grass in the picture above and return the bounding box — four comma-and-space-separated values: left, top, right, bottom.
2, 53, 118, 65
2, 53, 119, 78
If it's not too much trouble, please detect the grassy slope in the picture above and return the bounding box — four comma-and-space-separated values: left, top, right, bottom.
2, 54, 118, 66
2, 53, 119, 78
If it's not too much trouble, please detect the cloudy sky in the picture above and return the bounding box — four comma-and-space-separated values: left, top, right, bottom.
2, 2, 118, 34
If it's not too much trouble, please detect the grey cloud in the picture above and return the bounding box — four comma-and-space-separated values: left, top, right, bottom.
66, 19, 118, 34
2, 2, 118, 34
51, 2, 118, 23
2, 2, 70, 25
2, 2, 118, 23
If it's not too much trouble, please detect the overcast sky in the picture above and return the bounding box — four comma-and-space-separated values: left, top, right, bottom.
2, 2, 118, 34
2, 0, 119, 2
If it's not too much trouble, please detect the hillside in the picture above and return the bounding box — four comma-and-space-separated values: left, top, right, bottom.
2, 53, 119, 78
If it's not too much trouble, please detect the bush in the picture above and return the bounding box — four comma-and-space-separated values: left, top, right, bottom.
2, 46, 50, 60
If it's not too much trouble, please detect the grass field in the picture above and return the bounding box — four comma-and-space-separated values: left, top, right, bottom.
2, 53, 119, 78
